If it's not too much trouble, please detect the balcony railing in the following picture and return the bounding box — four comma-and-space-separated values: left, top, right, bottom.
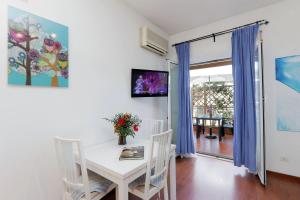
192, 82, 234, 125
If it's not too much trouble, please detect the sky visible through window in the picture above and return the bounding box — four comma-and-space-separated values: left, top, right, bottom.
190, 65, 233, 85
190, 65, 232, 77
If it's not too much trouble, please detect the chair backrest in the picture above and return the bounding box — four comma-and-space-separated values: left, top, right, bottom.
144, 130, 172, 194
54, 137, 91, 200
138, 119, 164, 139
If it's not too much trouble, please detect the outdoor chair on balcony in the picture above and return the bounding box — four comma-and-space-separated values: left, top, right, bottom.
221, 118, 234, 137
193, 117, 204, 138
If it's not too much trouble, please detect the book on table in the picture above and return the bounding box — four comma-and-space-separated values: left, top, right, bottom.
119, 146, 144, 160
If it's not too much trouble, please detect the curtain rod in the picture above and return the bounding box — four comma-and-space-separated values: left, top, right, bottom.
172, 20, 269, 47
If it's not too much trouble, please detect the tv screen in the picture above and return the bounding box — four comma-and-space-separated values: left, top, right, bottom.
131, 69, 169, 97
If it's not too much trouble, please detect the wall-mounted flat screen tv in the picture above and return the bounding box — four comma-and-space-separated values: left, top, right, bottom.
131, 69, 169, 97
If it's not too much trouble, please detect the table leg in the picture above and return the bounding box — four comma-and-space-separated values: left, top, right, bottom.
116, 181, 128, 200
202, 119, 205, 134
170, 150, 176, 200
219, 119, 222, 142
196, 118, 200, 138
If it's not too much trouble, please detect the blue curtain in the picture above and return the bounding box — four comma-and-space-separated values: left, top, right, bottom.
232, 24, 259, 172
175, 42, 195, 155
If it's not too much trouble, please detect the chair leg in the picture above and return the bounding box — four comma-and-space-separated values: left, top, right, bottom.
158, 191, 161, 200
115, 187, 119, 200
164, 183, 169, 200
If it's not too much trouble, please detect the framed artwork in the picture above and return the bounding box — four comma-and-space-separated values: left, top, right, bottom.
8, 6, 69, 87
276, 55, 300, 132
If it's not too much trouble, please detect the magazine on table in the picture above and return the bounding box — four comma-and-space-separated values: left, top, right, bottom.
119, 146, 144, 160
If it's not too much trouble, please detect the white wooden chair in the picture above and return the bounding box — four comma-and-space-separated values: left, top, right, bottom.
137, 119, 164, 139
149, 119, 164, 135
129, 130, 173, 200
54, 137, 116, 200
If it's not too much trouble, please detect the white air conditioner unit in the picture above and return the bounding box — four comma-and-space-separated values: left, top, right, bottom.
140, 26, 168, 56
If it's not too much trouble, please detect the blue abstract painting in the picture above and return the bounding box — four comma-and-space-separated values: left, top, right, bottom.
276, 55, 300, 132
8, 6, 69, 87
276, 55, 300, 93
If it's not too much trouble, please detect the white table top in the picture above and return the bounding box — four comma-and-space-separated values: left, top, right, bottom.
83, 138, 176, 180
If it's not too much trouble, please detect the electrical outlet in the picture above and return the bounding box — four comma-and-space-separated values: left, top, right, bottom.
280, 156, 289, 162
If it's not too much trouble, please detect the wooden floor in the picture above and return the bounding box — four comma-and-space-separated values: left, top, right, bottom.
195, 130, 233, 159
103, 155, 300, 200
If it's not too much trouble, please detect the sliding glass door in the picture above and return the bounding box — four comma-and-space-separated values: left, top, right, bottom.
190, 63, 234, 159
255, 31, 267, 185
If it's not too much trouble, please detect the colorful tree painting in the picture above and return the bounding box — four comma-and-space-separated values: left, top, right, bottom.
8, 6, 69, 87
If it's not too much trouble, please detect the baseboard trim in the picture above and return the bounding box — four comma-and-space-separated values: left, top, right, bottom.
267, 170, 300, 181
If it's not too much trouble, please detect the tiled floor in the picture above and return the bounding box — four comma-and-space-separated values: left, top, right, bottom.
195, 129, 233, 159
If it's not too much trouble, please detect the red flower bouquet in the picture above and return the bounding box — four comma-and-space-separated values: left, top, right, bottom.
103, 113, 142, 145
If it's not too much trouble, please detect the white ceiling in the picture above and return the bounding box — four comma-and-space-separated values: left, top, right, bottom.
124, 0, 283, 34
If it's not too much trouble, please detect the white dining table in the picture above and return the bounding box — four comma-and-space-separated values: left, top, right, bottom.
80, 138, 176, 200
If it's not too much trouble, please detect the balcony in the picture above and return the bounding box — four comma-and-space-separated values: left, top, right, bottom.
191, 67, 234, 159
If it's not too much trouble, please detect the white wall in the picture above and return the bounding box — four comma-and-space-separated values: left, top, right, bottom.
169, 0, 300, 178
0, 0, 169, 199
